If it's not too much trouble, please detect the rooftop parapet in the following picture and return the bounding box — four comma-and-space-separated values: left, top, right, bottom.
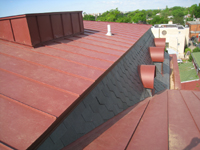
0, 11, 84, 47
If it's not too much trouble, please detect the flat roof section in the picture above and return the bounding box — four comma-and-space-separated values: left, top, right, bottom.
0, 20, 151, 149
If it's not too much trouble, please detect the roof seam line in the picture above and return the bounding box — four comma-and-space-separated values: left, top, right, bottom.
192, 91, 200, 101
179, 91, 200, 134
84, 29, 140, 41
0, 52, 95, 82
83, 32, 133, 45
84, 28, 142, 38
58, 41, 121, 57
1, 41, 106, 71
0, 68, 79, 97
62, 38, 126, 52
0, 140, 16, 150
0, 93, 57, 119
80, 31, 132, 44
73, 35, 130, 48
125, 98, 151, 149
45, 44, 114, 63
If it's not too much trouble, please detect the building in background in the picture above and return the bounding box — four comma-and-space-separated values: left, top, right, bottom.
1, 11, 200, 150
151, 24, 189, 58
186, 21, 200, 41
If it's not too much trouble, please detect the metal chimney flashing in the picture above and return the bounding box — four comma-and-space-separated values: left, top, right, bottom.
138, 65, 156, 89
154, 38, 166, 48
0, 11, 84, 47
149, 47, 165, 62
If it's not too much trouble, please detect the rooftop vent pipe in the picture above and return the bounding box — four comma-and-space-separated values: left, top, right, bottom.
106, 24, 112, 36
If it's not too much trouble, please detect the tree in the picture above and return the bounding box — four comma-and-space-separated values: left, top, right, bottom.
146, 10, 153, 18
147, 16, 168, 25
97, 8, 124, 22
189, 4, 197, 17
83, 14, 95, 21
194, 3, 200, 18
128, 10, 146, 23
171, 8, 184, 25
193, 47, 200, 53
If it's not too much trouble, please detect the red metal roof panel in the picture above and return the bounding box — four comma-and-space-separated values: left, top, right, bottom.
181, 80, 200, 91
180, 90, 200, 131
0, 20, 152, 149
168, 90, 200, 150
193, 90, 200, 99
0, 69, 78, 117
55, 39, 124, 56
74, 35, 131, 48
0, 143, 13, 150
127, 90, 168, 150
0, 41, 104, 80
0, 94, 56, 150
64, 98, 150, 150
45, 41, 120, 62
0, 20, 14, 41
83, 32, 134, 45
0, 53, 93, 95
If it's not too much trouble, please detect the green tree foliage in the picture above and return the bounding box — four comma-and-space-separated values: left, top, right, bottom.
185, 48, 191, 54
189, 3, 200, 18
84, 3, 199, 25
195, 3, 200, 18
146, 10, 153, 18
189, 54, 193, 62
170, 6, 185, 25
83, 14, 95, 21
147, 16, 168, 25
128, 10, 146, 23
96, 8, 130, 22
189, 47, 200, 62
193, 47, 200, 53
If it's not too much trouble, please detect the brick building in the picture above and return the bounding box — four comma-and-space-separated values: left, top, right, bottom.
186, 21, 200, 40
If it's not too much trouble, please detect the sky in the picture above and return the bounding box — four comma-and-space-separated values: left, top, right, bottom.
0, 0, 199, 17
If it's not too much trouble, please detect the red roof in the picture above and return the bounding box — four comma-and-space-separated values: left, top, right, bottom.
64, 90, 200, 150
181, 80, 200, 91
0, 21, 151, 149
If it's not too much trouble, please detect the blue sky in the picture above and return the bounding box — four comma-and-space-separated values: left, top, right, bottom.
0, 0, 199, 17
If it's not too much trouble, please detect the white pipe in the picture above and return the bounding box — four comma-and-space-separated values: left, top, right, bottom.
106, 24, 112, 36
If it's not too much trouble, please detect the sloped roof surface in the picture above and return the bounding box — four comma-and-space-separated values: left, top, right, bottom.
0, 21, 151, 149
64, 90, 200, 150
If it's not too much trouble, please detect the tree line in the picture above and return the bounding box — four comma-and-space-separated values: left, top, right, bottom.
83, 3, 200, 25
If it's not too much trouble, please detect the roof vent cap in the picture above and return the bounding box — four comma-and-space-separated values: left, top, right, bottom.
106, 24, 112, 36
